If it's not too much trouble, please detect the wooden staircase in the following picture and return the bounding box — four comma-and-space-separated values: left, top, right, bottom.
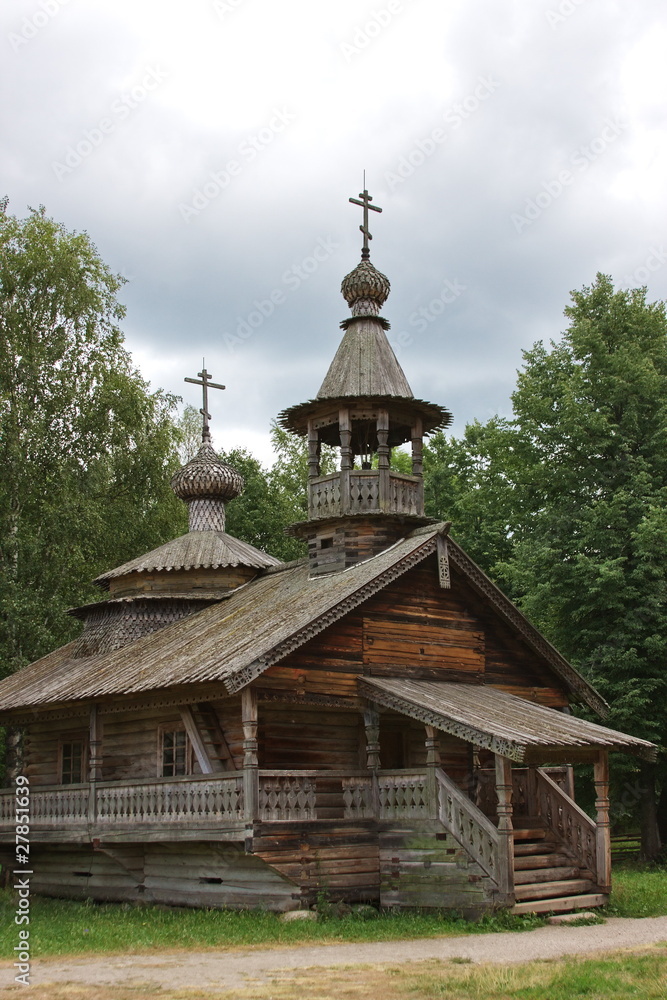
192, 703, 236, 771
511, 818, 607, 914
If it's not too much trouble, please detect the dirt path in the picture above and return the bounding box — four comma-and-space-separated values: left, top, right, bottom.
1, 916, 666, 992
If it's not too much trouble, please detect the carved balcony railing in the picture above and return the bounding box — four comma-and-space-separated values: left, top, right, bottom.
97, 775, 244, 827
0, 773, 245, 838
258, 772, 317, 821
436, 768, 500, 885
534, 767, 597, 877
378, 770, 429, 819
308, 470, 423, 519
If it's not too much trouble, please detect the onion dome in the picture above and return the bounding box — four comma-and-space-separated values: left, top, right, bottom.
171, 442, 244, 504
171, 442, 244, 533
341, 260, 390, 316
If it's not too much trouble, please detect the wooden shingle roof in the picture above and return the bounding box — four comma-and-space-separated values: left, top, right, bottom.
0, 525, 606, 717
94, 530, 281, 589
359, 677, 656, 762
317, 317, 413, 398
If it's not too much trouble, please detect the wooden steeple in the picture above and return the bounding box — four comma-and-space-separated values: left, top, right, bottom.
280, 188, 451, 575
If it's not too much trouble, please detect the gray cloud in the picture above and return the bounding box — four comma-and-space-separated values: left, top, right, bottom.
2, 0, 666, 463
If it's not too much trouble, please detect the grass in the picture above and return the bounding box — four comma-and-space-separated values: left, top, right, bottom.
0, 862, 663, 960
0, 892, 544, 959
606, 861, 667, 918
1, 952, 666, 1000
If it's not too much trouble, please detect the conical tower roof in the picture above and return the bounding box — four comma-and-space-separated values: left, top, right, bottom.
317, 259, 413, 399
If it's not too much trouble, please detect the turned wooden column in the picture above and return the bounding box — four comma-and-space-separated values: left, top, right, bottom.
363, 705, 381, 814
339, 407, 352, 514
494, 754, 515, 902
307, 419, 321, 478
377, 408, 390, 510
88, 704, 102, 826
411, 416, 424, 512
242, 688, 259, 826
593, 750, 611, 891
425, 725, 441, 819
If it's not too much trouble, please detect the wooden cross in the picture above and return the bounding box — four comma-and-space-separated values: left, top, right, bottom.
184, 363, 225, 443
349, 176, 382, 260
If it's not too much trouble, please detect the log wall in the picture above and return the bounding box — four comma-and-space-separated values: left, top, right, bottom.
24, 841, 298, 911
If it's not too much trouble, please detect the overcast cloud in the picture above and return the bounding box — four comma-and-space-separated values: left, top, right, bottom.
2, 0, 666, 463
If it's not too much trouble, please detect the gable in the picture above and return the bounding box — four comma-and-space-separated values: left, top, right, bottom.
261, 556, 571, 709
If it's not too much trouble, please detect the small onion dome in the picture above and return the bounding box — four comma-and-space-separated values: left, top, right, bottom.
341, 260, 390, 316
171, 442, 244, 503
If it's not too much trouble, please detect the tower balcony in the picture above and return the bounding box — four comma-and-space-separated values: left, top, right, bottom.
308, 469, 424, 520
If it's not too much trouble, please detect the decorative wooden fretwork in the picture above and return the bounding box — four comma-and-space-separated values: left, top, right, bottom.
533, 767, 597, 875
436, 768, 500, 884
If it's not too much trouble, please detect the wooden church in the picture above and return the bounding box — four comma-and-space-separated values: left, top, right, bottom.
0, 192, 655, 916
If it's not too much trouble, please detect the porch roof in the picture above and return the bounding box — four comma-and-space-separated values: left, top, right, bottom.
359, 677, 657, 763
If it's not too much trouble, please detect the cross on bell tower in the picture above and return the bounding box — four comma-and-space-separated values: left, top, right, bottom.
184, 363, 226, 443
349, 175, 382, 261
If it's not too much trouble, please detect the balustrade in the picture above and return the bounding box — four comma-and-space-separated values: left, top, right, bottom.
436, 768, 500, 884
534, 767, 597, 876
258, 773, 316, 821
377, 770, 429, 819
308, 470, 422, 519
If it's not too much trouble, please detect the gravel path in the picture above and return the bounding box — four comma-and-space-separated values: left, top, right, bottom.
1, 916, 666, 992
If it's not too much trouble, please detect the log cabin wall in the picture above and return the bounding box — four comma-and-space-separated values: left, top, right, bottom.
23, 713, 89, 786
259, 555, 570, 709
21, 696, 246, 784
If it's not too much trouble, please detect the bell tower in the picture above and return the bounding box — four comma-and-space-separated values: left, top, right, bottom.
279, 186, 451, 575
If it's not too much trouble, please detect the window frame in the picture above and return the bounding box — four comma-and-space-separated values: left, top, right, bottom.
58, 733, 88, 785
157, 723, 193, 778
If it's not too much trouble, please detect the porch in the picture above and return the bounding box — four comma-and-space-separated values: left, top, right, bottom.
0, 761, 610, 912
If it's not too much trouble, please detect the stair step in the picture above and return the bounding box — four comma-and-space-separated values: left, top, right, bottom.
513, 840, 559, 855
512, 892, 608, 915
514, 866, 580, 885
514, 879, 595, 902
512, 828, 547, 841
514, 853, 573, 870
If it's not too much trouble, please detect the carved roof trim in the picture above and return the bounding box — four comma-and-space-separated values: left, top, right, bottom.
360, 677, 657, 762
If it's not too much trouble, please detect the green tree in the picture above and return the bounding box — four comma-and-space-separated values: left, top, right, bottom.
500, 274, 667, 857
424, 418, 533, 583
0, 204, 185, 673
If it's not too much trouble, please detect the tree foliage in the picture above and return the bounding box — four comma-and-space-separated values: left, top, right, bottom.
0, 205, 185, 673
424, 274, 667, 853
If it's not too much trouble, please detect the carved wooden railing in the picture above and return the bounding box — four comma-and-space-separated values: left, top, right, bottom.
96, 774, 244, 826
9, 785, 90, 825
342, 775, 375, 819
309, 473, 341, 518
436, 768, 500, 884
308, 470, 422, 519
0, 774, 245, 831
534, 767, 597, 877
377, 769, 429, 819
258, 772, 316, 821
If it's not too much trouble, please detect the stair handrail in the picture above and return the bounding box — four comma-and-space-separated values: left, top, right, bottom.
534, 767, 597, 877
435, 768, 500, 884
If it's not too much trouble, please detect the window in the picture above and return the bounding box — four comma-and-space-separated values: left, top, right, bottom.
60, 739, 86, 784
159, 725, 192, 777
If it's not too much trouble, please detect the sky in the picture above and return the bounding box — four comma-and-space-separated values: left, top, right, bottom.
2, 0, 666, 465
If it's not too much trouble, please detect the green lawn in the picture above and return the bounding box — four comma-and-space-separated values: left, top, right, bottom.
0, 862, 663, 959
